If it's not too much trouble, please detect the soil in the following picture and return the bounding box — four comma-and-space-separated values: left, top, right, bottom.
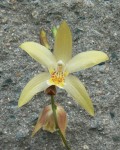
0, 0, 120, 150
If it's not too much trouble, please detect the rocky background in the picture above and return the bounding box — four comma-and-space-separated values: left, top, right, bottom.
0, 0, 120, 150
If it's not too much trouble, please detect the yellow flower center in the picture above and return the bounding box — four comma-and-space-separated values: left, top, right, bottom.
48, 60, 68, 88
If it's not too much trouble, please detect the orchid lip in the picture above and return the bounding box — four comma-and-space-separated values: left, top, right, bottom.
47, 60, 68, 88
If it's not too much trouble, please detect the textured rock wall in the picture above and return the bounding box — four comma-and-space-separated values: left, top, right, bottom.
0, 0, 120, 150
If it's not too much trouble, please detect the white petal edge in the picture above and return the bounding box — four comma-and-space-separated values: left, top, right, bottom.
18, 72, 50, 107
64, 75, 94, 116
20, 42, 57, 70
66, 50, 109, 73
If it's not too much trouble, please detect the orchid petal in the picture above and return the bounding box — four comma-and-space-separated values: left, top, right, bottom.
20, 42, 57, 70
64, 75, 94, 116
57, 105, 67, 138
32, 113, 43, 137
54, 21, 72, 63
32, 105, 52, 137
18, 72, 50, 107
66, 51, 109, 73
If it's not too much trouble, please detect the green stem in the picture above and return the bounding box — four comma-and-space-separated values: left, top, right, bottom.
51, 95, 71, 150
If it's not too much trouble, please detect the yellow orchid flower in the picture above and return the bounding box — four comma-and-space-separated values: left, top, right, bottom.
18, 21, 109, 116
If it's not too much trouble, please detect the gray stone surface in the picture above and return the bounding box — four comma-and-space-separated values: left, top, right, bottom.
0, 0, 120, 150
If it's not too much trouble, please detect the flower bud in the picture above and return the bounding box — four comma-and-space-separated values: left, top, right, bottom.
45, 85, 56, 95
39, 29, 50, 49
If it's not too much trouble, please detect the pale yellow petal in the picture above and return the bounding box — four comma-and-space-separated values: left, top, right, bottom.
66, 51, 109, 73
18, 72, 50, 107
64, 75, 94, 116
20, 42, 57, 70
54, 21, 72, 63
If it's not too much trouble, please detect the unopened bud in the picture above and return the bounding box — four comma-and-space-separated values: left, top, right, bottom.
45, 85, 56, 95
39, 29, 50, 49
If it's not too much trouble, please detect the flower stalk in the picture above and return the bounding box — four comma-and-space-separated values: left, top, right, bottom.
51, 95, 71, 150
